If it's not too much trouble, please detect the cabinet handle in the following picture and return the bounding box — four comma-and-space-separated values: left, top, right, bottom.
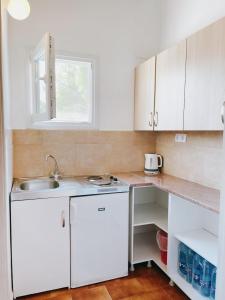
98, 207, 106, 212
148, 112, 153, 127
154, 112, 158, 127
221, 101, 225, 124
61, 210, 65, 228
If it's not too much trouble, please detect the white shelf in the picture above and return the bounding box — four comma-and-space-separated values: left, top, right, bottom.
133, 203, 168, 232
133, 231, 167, 274
175, 228, 218, 266
171, 272, 207, 300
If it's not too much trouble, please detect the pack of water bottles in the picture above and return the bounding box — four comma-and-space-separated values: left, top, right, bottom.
178, 242, 217, 299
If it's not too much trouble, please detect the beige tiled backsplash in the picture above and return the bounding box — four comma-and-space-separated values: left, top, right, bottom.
13, 130, 156, 178
156, 132, 223, 189
13, 130, 223, 189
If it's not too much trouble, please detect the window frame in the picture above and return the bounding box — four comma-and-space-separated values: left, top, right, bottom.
31, 52, 97, 130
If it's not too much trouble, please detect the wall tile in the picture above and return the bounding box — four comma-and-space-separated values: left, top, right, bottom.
75, 144, 112, 175
43, 144, 77, 177
156, 132, 223, 189
13, 130, 42, 145
13, 144, 45, 178
13, 130, 222, 190
13, 130, 155, 178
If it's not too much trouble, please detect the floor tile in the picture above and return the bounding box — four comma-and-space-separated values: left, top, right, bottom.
49, 294, 72, 300
164, 286, 190, 299
135, 269, 169, 292
19, 264, 188, 300
19, 289, 70, 300
71, 286, 112, 300
119, 289, 170, 300
105, 278, 145, 299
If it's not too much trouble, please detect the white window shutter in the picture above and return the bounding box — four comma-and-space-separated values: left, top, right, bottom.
31, 32, 56, 123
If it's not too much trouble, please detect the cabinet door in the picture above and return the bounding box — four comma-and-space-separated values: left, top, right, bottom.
184, 17, 225, 130
11, 197, 70, 298
134, 57, 156, 131
155, 41, 186, 131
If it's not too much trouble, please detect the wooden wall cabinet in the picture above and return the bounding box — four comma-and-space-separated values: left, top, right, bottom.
184, 17, 225, 130
134, 17, 225, 131
134, 57, 156, 131
155, 40, 186, 131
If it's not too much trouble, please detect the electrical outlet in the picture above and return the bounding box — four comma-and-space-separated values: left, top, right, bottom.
175, 134, 187, 143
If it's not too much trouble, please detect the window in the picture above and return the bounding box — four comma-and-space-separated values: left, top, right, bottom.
31, 33, 95, 128
54, 57, 93, 124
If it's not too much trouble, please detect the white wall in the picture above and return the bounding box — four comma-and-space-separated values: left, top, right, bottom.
0, 1, 13, 299
160, 0, 225, 50
9, 0, 162, 130
9, 1, 225, 130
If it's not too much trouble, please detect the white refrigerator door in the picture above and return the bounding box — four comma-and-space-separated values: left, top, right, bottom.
11, 197, 70, 298
70, 193, 129, 288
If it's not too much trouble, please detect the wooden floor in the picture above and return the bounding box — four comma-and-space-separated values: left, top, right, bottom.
21, 263, 189, 300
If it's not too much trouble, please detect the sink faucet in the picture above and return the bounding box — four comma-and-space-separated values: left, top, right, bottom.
45, 154, 62, 180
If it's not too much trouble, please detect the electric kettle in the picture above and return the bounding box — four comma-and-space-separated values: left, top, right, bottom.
144, 153, 163, 175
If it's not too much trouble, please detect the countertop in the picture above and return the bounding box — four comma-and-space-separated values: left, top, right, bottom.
11, 172, 220, 213
115, 172, 220, 213
11, 176, 130, 201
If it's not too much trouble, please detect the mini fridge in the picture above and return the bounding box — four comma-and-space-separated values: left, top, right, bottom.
70, 192, 129, 288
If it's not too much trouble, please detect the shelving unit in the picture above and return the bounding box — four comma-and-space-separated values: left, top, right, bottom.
133, 232, 167, 273
168, 194, 219, 300
129, 187, 220, 300
134, 202, 168, 232
175, 228, 218, 267
170, 272, 208, 300
129, 186, 168, 273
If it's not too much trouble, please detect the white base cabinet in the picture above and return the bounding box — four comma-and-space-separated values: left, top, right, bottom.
11, 197, 70, 298
129, 186, 219, 300
168, 194, 219, 300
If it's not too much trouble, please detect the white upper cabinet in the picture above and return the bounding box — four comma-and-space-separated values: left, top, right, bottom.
154, 40, 186, 131
134, 57, 156, 131
184, 17, 225, 130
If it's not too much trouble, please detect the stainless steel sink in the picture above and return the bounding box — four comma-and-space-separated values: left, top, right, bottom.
20, 179, 59, 191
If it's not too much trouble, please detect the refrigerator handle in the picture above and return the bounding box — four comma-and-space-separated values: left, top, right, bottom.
61, 210, 65, 228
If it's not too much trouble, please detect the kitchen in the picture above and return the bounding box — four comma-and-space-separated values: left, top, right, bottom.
0, 1, 225, 300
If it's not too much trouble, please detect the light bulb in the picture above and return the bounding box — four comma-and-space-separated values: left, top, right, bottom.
7, 0, 30, 21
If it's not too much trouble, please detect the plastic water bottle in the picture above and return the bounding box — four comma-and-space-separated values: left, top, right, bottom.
186, 248, 195, 284
210, 267, 217, 300
178, 242, 188, 279
200, 259, 213, 297
192, 254, 203, 291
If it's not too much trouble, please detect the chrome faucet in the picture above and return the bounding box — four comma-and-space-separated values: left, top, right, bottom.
45, 154, 62, 180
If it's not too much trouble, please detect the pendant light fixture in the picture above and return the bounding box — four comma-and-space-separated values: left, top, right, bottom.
7, 0, 30, 21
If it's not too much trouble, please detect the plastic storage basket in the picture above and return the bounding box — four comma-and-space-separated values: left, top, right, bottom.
156, 230, 168, 265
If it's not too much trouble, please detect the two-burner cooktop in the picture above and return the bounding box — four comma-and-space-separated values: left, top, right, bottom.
73, 174, 129, 195
86, 175, 119, 186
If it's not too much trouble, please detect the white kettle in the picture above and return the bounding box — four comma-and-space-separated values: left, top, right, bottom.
144, 153, 163, 175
